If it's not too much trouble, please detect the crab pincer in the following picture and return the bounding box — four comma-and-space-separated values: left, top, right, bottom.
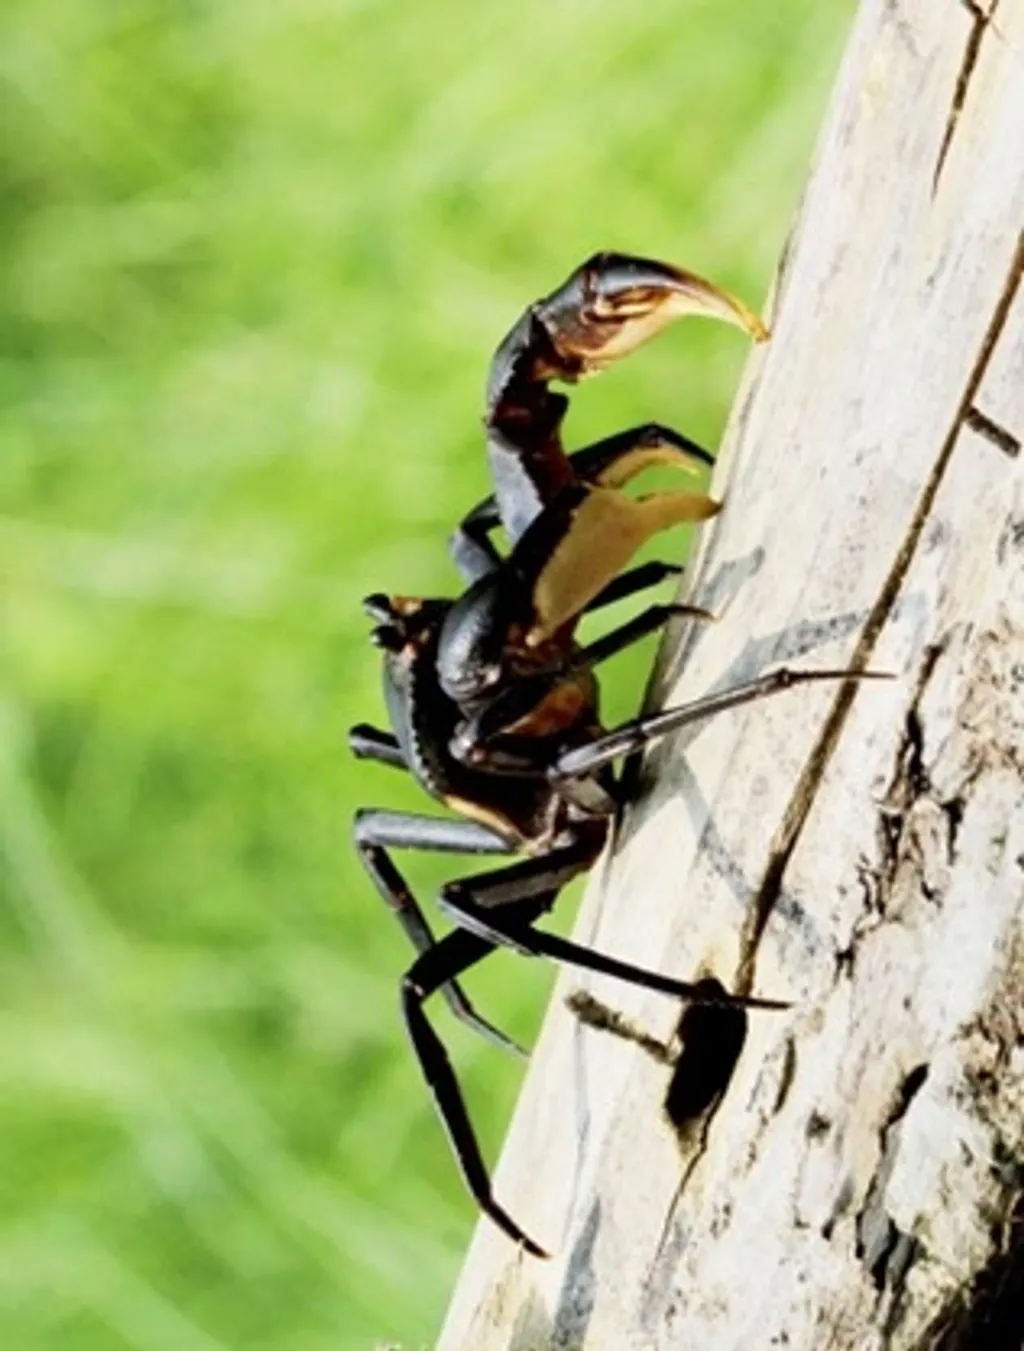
455, 252, 767, 561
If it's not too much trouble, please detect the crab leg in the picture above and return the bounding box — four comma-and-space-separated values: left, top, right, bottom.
551, 668, 894, 782
435, 841, 787, 1012
406, 833, 788, 1254
348, 723, 407, 772
449, 421, 715, 582
354, 808, 522, 1055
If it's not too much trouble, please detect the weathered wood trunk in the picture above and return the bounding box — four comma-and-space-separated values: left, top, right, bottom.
438, 2, 1024, 1347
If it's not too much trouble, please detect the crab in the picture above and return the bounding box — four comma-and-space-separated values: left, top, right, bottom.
349, 253, 885, 1253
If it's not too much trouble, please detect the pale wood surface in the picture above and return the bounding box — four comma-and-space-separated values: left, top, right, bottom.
437, 2, 1024, 1346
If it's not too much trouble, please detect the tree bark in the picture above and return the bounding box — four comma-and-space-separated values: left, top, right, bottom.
438, 2, 1024, 1347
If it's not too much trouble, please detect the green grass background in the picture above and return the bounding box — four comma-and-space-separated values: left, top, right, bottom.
1, 2, 853, 1346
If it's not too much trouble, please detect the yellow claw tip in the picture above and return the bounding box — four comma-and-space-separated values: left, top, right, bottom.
666, 268, 771, 345
728, 300, 769, 343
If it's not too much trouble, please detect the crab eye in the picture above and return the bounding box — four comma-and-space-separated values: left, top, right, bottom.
363, 593, 394, 624
369, 625, 403, 652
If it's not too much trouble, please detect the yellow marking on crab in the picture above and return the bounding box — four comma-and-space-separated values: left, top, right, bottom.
594, 440, 710, 488
503, 671, 598, 738
528, 486, 720, 645
389, 595, 426, 616
442, 793, 523, 844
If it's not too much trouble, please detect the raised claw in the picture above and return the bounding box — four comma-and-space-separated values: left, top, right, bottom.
534, 251, 769, 378
481, 253, 764, 549
488, 251, 768, 418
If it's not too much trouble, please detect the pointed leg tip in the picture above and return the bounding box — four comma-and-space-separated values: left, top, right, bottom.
482, 1024, 529, 1059
808, 666, 899, 685
669, 604, 717, 623
492, 1206, 550, 1259
745, 996, 792, 1012
711, 990, 790, 1012
524, 1238, 553, 1260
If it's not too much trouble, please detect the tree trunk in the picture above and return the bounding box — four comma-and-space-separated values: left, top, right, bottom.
438, 2, 1024, 1347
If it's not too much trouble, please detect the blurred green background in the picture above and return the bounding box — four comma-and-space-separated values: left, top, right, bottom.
1, 2, 853, 1347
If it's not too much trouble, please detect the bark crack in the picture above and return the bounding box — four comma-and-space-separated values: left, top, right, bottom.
663, 984, 748, 1132
933, 0, 1000, 192
912, 1181, 1024, 1351
875, 642, 952, 896
737, 232, 1024, 987
964, 404, 1021, 458
565, 982, 748, 1277
855, 1065, 930, 1294
564, 988, 676, 1066
645, 987, 751, 1277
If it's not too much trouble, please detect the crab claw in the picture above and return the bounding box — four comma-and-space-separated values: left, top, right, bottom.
536, 252, 769, 379
526, 482, 721, 645
488, 251, 768, 417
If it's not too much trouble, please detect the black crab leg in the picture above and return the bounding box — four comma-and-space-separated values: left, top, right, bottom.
449, 497, 505, 584
449, 422, 715, 584
348, 723, 407, 772
586, 559, 681, 613
572, 422, 714, 485
574, 601, 714, 672
354, 809, 523, 1055
402, 912, 552, 1257
552, 667, 895, 783
436, 836, 788, 1012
